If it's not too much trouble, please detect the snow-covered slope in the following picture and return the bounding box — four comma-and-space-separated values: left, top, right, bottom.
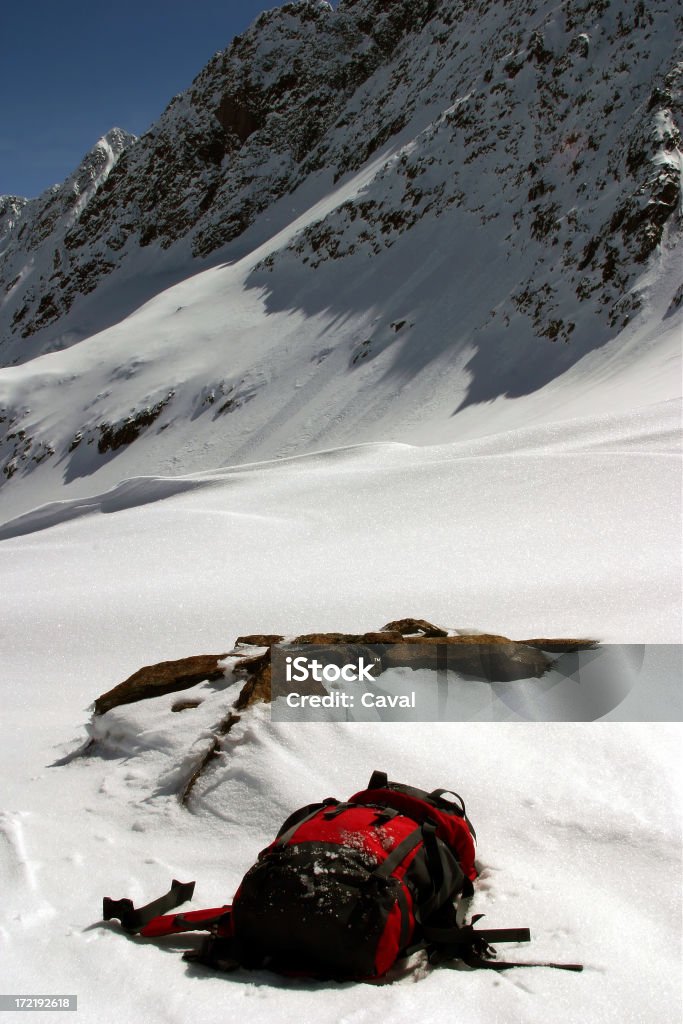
0, 307, 681, 1012
0, 159, 681, 524
0, 447, 680, 1020
0, 209, 680, 524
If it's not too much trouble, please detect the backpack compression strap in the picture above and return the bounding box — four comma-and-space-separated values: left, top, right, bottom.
422, 916, 583, 972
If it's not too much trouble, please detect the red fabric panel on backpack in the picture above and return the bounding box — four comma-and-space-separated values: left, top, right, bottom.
139, 906, 232, 938
281, 805, 422, 873
350, 789, 477, 880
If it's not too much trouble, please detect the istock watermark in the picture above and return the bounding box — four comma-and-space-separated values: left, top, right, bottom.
282, 652, 415, 710
285, 655, 378, 684
270, 643, 682, 723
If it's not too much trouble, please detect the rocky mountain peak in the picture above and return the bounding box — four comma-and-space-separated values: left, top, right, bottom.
0, 127, 136, 360
0, 0, 457, 362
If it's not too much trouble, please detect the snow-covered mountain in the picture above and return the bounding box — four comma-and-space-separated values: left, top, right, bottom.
0, 0, 680, 520
0, 128, 135, 353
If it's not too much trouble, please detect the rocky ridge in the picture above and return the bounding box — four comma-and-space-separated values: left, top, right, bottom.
1, 129, 135, 354
2, 0, 680, 365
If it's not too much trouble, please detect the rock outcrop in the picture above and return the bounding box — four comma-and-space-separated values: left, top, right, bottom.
93, 653, 228, 715
92, 621, 598, 714
88, 619, 598, 802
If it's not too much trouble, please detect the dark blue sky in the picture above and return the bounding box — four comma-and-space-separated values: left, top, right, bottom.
0, 2, 284, 199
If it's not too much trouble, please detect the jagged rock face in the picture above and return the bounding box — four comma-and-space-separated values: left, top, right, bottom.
0, 197, 28, 255
0, 0, 437, 362
1, 129, 134, 354
256, 0, 682, 361
2, 0, 678, 367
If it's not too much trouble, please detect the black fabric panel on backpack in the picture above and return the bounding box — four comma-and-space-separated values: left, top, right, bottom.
231, 841, 402, 978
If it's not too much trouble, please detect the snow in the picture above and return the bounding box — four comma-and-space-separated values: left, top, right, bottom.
0, 698, 680, 1022
0, 0, 681, 1019
0, 365, 681, 1020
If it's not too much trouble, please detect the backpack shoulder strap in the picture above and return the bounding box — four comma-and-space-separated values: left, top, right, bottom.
364, 770, 477, 839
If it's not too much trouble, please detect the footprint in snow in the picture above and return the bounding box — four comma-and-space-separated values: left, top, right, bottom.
0, 812, 57, 929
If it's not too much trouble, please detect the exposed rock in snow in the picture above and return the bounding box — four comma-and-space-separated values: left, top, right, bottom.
92, 624, 599, 722
93, 653, 229, 715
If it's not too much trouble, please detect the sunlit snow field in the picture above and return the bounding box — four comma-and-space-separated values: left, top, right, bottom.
1, 383, 681, 1022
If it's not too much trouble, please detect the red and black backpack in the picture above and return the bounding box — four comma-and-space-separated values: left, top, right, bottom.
103, 771, 582, 978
